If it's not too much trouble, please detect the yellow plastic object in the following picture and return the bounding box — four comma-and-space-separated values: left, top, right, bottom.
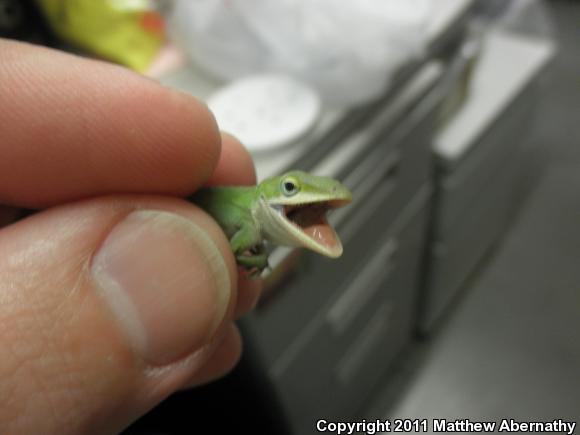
37, 0, 164, 72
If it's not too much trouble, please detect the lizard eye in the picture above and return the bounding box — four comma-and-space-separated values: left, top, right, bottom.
281, 178, 299, 196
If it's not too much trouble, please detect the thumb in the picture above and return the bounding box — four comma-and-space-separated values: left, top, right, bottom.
0, 196, 239, 434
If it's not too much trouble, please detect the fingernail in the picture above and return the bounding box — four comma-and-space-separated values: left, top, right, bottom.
91, 210, 231, 365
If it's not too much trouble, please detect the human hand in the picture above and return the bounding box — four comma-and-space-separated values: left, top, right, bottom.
0, 39, 262, 434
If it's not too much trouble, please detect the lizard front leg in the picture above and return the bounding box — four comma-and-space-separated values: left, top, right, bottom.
236, 252, 269, 269
229, 226, 269, 276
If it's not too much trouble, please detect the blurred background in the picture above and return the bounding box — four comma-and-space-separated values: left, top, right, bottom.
2, 0, 578, 433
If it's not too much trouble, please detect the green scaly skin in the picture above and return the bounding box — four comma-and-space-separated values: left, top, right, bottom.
191, 170, 352, 276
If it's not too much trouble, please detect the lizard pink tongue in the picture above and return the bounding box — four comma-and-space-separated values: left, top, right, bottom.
288, 206, 340, 251
302, 216, 339, 249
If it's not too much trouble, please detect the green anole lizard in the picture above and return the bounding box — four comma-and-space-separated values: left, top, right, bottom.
192, 170, 352, 276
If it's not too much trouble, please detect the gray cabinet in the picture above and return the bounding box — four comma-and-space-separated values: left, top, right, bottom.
419, 31, 556, 332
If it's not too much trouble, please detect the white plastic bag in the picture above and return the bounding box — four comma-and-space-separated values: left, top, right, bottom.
167, 0, 432, 106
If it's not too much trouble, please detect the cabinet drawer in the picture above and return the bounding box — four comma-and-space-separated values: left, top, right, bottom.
420, 155, 519, 331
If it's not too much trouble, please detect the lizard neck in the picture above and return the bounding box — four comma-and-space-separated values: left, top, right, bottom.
253, 196, 301, 248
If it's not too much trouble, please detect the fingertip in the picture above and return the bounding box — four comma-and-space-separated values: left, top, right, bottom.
206, 133, 257, 187
89, 82, 224, 198
159, 90, 222, 193
0, 40, 223, 206
182, 324, 243, 388
0, 192, 245, 433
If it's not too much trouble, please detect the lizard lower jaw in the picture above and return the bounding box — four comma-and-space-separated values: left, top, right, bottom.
275, 201, 345, 257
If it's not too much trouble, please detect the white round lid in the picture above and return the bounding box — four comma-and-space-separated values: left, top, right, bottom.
207, 74, 321, 151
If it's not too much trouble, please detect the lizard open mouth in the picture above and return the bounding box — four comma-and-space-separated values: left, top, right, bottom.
281, 199, 350, 257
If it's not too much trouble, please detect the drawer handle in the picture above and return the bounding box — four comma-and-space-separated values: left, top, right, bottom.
326, 239, 398, 334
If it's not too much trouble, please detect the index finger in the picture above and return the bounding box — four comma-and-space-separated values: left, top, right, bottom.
0, 39, 221, 208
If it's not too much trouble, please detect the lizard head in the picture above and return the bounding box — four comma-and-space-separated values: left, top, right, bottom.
256, 170, 352, 258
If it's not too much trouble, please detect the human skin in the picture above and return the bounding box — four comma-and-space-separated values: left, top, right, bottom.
0, 39, 262, 434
